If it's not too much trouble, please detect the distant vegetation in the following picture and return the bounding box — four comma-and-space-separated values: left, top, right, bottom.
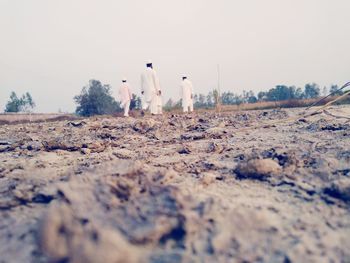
4, 81, 348, 116
164, 83, 349, 111
4, 92, 35, 113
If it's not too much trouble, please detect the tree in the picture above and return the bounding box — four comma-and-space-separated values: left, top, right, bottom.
265, 85, 304, 101
74, 79, 121, 116
246, 90, 257, 103
221, 91, 235, 105
206, 91, 214, 107
329, 85, 343, 96
22, 92, 36, 112
194, 93, 207, 108
295, 87, 303, 99
304, 83, 320, 99
5, 92, 36, 113
163, 98, 174, 111
266, 85, 292, 101
130, 94, 142, 110
257, 91, 267, 101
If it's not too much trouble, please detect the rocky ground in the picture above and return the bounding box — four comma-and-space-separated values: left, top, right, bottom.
0, 106, 350, 263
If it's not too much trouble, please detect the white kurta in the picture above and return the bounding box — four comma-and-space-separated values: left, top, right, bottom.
141, 67, 161, 114
181, 79, 194, 112
119, 83, 132, 116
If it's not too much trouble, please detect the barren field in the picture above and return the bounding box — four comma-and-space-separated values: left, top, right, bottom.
0, 106, 350, 263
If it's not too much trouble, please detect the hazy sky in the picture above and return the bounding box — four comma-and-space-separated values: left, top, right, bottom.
1, 0, 349, 113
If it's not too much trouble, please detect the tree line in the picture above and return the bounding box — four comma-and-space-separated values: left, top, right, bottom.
166, 83, 343, 110
3, 81, 347, 116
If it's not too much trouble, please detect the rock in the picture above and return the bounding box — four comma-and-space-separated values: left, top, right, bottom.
81, 148, 91, 155
66, 120, 86, 128
324, 178, 350, 203
207, 142, 224, 153
112, 149, 133, 159
0, 140, 20, 152
180, 132, 205, 141
43, 139, 81, 152
133, 119, 159, 133
205, 127, 227, 139
200, 172, 218, 186
178, 145, 191, 154
39, 204, 140, 263
321, 124, 348, 131
26, 141, 43, 151
87, 141, 107, 153
235, 158, 282, 180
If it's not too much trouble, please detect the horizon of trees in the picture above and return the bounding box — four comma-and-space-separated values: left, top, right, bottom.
3, 81, 347, 115
165, 83, 345, 110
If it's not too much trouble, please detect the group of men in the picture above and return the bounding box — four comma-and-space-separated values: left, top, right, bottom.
118, 61, 194, 117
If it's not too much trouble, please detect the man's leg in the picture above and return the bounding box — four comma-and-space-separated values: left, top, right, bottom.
121, 101, 126, 116
124, 100, 130, 117
189, 103, 194, 112
150, 98, 158, 115
141, 101, 150, 116
183, 102, 188, 113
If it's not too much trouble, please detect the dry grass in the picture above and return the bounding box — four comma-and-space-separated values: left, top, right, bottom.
0, 113, 79, 125
201, 96, 346, 113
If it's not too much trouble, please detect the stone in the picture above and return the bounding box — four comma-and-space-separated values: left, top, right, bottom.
235, 158, 282, 180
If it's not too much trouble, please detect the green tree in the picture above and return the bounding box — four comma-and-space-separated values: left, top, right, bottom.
246, 90, 257, 103
206, 91, 214, 107
74, 79, 121, 116
163, 98, 174, 111
22, 92, 36, 112
295, 87, 303, 99
194, 93, 207, 108
304, 83, 320, 99
130, 94, 142, 110
329, 85, 343, 96
5, 91, 36, 112
257, 91, 267, 101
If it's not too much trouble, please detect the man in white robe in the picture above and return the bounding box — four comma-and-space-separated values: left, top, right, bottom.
119, 78, 132, 117
141, 61, 162, 115
181, 76, 194, 113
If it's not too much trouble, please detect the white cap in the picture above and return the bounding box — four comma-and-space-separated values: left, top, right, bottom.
146, 59, 152, 64
122, 77, 127, 81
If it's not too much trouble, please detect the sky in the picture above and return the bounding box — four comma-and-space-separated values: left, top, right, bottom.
0, 0, 349, 113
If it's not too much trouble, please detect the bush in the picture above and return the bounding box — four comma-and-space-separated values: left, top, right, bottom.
74, 79, 122, 116
130, 94, 142, 110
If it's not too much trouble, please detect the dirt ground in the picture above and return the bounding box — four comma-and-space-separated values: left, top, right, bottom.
0, 106, 350, 263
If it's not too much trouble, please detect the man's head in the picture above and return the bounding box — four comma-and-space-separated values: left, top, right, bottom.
182, 76, 187, 81
122, 78, 127, 83
146, 60, 153, 68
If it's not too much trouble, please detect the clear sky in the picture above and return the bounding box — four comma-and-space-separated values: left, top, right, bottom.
1, 0, 349, 113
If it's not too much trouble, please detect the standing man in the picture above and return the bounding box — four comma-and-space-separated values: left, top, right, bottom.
141, 60, 162, 115
181, 75, 194, 113
119, 78, 132, 117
